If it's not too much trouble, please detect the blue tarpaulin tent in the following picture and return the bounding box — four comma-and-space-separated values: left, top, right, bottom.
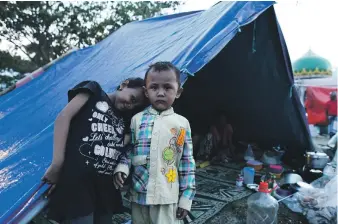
0, 1, 313, 222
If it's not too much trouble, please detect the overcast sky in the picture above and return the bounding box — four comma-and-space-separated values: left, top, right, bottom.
179, 0, 338, 67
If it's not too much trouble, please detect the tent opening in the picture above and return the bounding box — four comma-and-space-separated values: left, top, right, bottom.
175, 8, 309, 167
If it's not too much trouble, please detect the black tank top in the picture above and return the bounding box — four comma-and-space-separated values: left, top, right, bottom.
48, 81, 128, 221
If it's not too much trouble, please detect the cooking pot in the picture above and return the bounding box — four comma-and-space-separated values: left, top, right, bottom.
305, 151, 330, 169
280, 173, 303, 187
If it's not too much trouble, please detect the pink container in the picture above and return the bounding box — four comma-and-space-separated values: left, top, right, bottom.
269, 165, 283, 173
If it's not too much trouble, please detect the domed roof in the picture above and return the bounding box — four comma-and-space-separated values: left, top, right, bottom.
293, 50, 332, 78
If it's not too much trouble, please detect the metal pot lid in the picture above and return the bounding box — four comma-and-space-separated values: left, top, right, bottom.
306, 151, 329, 158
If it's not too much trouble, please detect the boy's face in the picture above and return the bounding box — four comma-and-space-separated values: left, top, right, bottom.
145, 68, 182, 111
115, 87, 145, 112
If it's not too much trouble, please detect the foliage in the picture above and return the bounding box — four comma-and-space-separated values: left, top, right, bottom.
0, 1, 180, 74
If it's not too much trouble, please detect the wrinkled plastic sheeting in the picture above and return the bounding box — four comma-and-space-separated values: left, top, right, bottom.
281, 175, 337, 215
306, 207, 337, 224
303, 175, 337, 208
0, 1, 274, 219
304, 175, 337, 224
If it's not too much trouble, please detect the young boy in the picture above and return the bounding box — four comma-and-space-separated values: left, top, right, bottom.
117, 62, 196, 223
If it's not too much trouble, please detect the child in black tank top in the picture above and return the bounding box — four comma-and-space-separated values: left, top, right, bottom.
42, 78, 146, 223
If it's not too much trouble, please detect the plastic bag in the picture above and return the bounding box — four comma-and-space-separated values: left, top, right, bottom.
278, 195, 303, 213
318, 175, 337, 208
261, 153, 279, 165
323, 163, 336, 179
281, 175, 337, 217
297, 175, 337, 209
304, 175, 337, 224
306, 207, 337, 224
244, 144, 255, 161
327, 133, 337, 149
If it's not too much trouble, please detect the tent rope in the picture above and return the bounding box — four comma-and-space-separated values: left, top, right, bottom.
252, 21, 257, 53
289, 84, 295, 98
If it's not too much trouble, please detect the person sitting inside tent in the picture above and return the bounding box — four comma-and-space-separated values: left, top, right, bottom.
210, 112, 235, 161
326, 91, 337, 138
196, 112, 235, 162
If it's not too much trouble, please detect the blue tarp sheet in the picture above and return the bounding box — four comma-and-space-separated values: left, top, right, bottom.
0, 1, 312, 220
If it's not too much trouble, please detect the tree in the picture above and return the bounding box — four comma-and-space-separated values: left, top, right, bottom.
0, 1, 180, 73
0, 50, 37, 73
0, 50, 32, 88
0, 74, 16, 91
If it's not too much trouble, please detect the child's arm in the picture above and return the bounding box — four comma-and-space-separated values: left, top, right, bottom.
115, 133, 133, 176
124, 134, 131, 146
118, 134, 131, 170
113, 134, 132, 188
42, 92, 90, 184
114, 118, 135, 188
178, 123, 196, 213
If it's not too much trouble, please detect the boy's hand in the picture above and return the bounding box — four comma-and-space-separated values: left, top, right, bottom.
176, 207, 188, 220
114, 172, 127, 189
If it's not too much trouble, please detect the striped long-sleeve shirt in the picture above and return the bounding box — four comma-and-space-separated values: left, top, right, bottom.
116, 106, 196, 211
